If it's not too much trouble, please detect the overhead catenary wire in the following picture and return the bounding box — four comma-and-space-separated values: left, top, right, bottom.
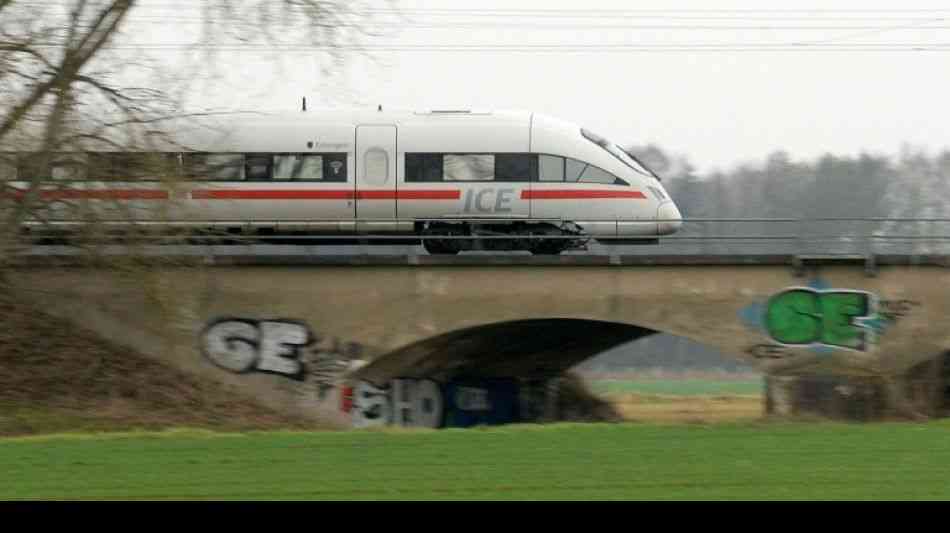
11, 3, 950, 54
23, 43, 950, 53
15, 2, 950, 20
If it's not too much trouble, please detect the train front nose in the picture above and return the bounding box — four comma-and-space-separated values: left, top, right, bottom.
656, 201, 683, 235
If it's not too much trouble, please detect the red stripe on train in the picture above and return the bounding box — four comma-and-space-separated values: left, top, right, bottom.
382, 190, 461, 200
191, 190, 353, 200
190, 190, 462, 200
5, 189, 169, 200
521, 190, 647, 200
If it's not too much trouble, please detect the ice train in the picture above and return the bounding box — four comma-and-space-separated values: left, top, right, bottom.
7, 108, 683, 254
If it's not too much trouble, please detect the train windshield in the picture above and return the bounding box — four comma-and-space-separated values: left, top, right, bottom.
581, 128, 659, 179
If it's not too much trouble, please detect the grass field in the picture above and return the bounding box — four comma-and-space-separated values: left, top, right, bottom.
4, 421, 950, 500
587, 378, 764, 396
584, 376, 765, 423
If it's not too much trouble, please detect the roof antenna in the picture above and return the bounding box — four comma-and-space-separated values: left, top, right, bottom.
302, 97, 307, 112
378, 104, 382, 112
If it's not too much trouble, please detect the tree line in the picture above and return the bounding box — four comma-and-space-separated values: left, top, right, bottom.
628, 144, 950, 255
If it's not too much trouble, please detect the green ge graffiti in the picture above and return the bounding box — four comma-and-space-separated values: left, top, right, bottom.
765, 288, 878, 351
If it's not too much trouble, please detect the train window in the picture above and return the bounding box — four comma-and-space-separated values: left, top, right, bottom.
565, 158, 628, 186
444, 154, 494, 181
206, 153, 245, 180
539, 155, 565, 182
495, 154, 537, 182
88, 153, 164, 180
565, 158, 586, 182
88, 153, 115, 180
323, 154, 347, 182
152, 153, 184, 179
581, 127, 654, 177
578, 165, 620, 185
274, 154, 320, 181
181, 153, 206, 179
245, 154, 272, 181
51, 154, 87, 181
15, 155, 44, 181
406, 153, 444, 182
271, 153, 346, 181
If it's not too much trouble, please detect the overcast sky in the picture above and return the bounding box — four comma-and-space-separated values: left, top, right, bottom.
120, 0, 950, 175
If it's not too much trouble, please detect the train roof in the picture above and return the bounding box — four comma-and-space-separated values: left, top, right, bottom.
199, 108, 536, 127
3, 108, 576, 153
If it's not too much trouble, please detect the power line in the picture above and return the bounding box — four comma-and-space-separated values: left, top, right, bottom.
59, 43, 950, 53
45, 4, 950, 14
16, 2, 950, 19
794, 15, 947, 46
118, 19, 950, 30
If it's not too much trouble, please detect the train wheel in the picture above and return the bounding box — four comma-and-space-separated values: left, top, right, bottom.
529, 240, 566, 255
423, 239, 459, 255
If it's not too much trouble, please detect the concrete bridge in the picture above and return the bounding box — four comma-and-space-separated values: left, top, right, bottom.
15, 253, 950, 428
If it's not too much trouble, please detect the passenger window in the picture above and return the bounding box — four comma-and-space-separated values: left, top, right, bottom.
495, 154, 537, 182
565, 158, 586, 182
444, 154, 494, 181
578, 165, 619, 185
87, 153, 166, 181
273, 154, 322, 180
245, 154, 272, 181
51, 154, 87, 181
181, 153, 208, 180
406, 153, 443, 182
87, 153, 113, 180
539, 155, 564, 182
206, 153, 244, 181
110, 154, 142, 180
16, 155, 48, 181
152, 153, 183, 179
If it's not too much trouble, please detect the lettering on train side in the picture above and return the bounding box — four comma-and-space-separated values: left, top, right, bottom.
462, 188, 515, 214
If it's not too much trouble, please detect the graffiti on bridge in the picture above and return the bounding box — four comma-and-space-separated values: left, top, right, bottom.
200, 317, 365, 399
343, 378, 529, 429
739, 278, 920, 359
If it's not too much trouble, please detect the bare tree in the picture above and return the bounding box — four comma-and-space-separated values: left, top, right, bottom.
0, 0, 386, 267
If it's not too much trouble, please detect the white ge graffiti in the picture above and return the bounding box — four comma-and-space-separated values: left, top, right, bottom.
201, 318, 311, 378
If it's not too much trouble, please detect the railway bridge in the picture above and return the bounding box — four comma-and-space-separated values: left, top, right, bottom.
14, 251, 950, 428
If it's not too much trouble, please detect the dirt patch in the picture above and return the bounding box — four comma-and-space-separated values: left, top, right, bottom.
0, 296, 320, 436
555, 373, 624, 422
611, 393, 763, 424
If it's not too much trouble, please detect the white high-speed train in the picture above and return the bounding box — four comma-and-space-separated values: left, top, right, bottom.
6, 108, 682, 254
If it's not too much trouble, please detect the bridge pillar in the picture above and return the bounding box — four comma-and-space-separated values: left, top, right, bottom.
765, 353, 950, 421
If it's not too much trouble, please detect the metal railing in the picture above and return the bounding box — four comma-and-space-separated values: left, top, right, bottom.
16, 216, 950, 258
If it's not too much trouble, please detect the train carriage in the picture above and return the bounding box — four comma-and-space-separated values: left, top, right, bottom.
6, 108, 682, 254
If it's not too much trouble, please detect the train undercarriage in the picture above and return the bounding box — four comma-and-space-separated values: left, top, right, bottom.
418, 221, 589, 255
21, 220, 659, 255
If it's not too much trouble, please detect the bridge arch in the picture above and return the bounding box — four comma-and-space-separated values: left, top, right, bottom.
351, 318, 656, 385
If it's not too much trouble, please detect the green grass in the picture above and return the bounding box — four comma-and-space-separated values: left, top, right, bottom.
3, 421, 950, 500
0, 407, 164, 437
588, 378, 764, 396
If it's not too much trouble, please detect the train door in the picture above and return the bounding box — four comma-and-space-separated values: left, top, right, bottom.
355, 124, 397, 231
